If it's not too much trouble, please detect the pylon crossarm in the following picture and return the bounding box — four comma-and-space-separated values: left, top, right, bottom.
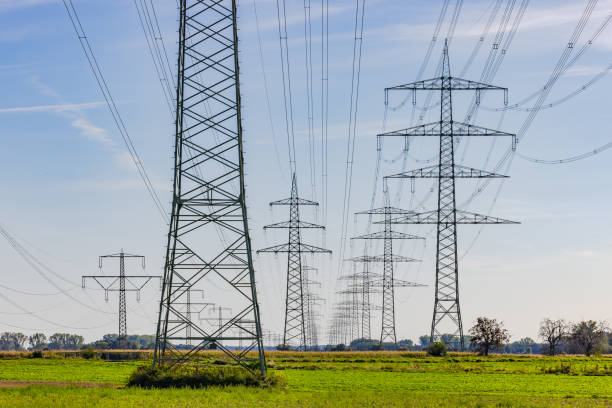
257, 243, 331, 254
380, 210, 519, 224
377, 121, 515, 138
344, 254, 419, 263
263, 220, 325, 229
392, 279, 427, 287
352, 230, 424, 240
385, 77, 506, 91
385, 164, 508, 179
355, 206, 415, 215
269, 197, 319, 206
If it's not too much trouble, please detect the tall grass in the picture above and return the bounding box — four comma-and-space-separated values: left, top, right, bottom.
127, 365, 284, 388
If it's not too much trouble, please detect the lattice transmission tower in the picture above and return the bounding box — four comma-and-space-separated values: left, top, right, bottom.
82, 250, 158, 338
342, 252, 382, 341
303, 265, 324, 350
154, 0, 266, 377
379, 40, 518, 349
353, 189, 424, 346
258, 174, 331, 350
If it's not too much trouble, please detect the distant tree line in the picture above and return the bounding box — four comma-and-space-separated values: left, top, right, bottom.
337, 317, 611, 356
0, 333, 155, 351
0, 332, 84, 351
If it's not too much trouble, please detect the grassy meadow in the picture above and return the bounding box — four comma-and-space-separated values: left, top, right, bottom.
0, 351, 611, 407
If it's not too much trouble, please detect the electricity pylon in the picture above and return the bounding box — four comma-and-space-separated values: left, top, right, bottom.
379, 40, 518, 349
303, 265, 323, 349
353, 190, 425, 346
257, 173, 331, 350
82, 250, 158, 338
154, 0, 266, 377
341, 253, 382, 341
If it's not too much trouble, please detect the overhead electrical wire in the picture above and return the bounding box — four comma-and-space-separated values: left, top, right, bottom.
321, 0, 330, 235
252, 0, 288, 179
337, 0, 366, 280
133, 0, 237, 264
62, 0, 169, 224
276, 0, 299, 175
458, 0, 601, 260
0, 224, 116, 316
303, 0, 318, 203
0, 290, 112, 331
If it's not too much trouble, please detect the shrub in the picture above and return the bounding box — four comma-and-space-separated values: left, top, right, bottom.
127, 365, 284, 389
427, 341, 447, 356
80, 346, 96, 360
30, 350, 43, 359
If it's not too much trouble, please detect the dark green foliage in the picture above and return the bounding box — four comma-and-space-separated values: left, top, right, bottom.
30, 350, 43, 358
80, 346, 96, 360
276, 344, 291, 351
28, 333, 47, 350
427, 341, 447, 356
569, 321, 609, 356
0, 332, 28, 351
127, 365, 283, 388
350, 338, 381, 351
48, 333, 84, 350
469, 317, 510, 356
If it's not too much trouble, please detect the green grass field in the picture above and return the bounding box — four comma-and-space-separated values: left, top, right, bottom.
1, 352, 611, 407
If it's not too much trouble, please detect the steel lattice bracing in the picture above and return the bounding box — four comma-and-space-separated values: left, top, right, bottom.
302, 265, 324, 349
154, 0, 266, 377
82, 251, 157, 338
258, 174, 331, 350
352, 191, 424, 346
380, 40, 517, 350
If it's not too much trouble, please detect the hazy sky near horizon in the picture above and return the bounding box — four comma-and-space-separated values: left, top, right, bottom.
0, 0, 610, 344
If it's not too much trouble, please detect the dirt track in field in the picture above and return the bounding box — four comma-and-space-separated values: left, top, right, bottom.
0, 380, 121, 388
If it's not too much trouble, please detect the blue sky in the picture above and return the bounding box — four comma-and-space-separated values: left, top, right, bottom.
0, 0, 610, 344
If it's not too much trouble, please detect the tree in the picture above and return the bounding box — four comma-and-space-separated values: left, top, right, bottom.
509, 337, 538, 354
427, 341, 447, 356
468, 317, 510, 356
538, 318, 568, 356
48, 333, 84, 350
569, 320, 609, 356
418, 335, 431, 348
28, 333, 47, 350
0, 332, 27, 351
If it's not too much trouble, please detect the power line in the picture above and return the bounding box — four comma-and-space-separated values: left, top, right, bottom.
337, 0, 366, 278
252, 0, 288, 179
303, 0, 318, 203
62, 0, 169, 223
276, 0, 299, 175
0, 223, 116, 316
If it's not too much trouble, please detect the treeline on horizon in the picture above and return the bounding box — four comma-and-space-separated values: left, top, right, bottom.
0, 318, 608, 356
0, 333, 155, 351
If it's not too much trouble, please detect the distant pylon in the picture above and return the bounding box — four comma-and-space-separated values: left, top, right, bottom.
379, 39, 518, 349
258, 174, 331, 350
154, 0, 266, 377
353, 189, 425, 346
82, 250, 159, 338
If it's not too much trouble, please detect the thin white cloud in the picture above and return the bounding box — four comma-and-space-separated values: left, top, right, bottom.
0, 0, 58, 12
70, 118, 113, 145
0, 101, 104, 114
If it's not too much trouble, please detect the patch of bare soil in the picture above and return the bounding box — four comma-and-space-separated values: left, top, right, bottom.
0, 381, 121, 389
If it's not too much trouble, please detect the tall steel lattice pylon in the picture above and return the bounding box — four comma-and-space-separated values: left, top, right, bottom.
353, 189, 424, 346
154, 0, 266, 377
379, 40, 518, 349
82, 250, 158, 338
258, 174, 331, 350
